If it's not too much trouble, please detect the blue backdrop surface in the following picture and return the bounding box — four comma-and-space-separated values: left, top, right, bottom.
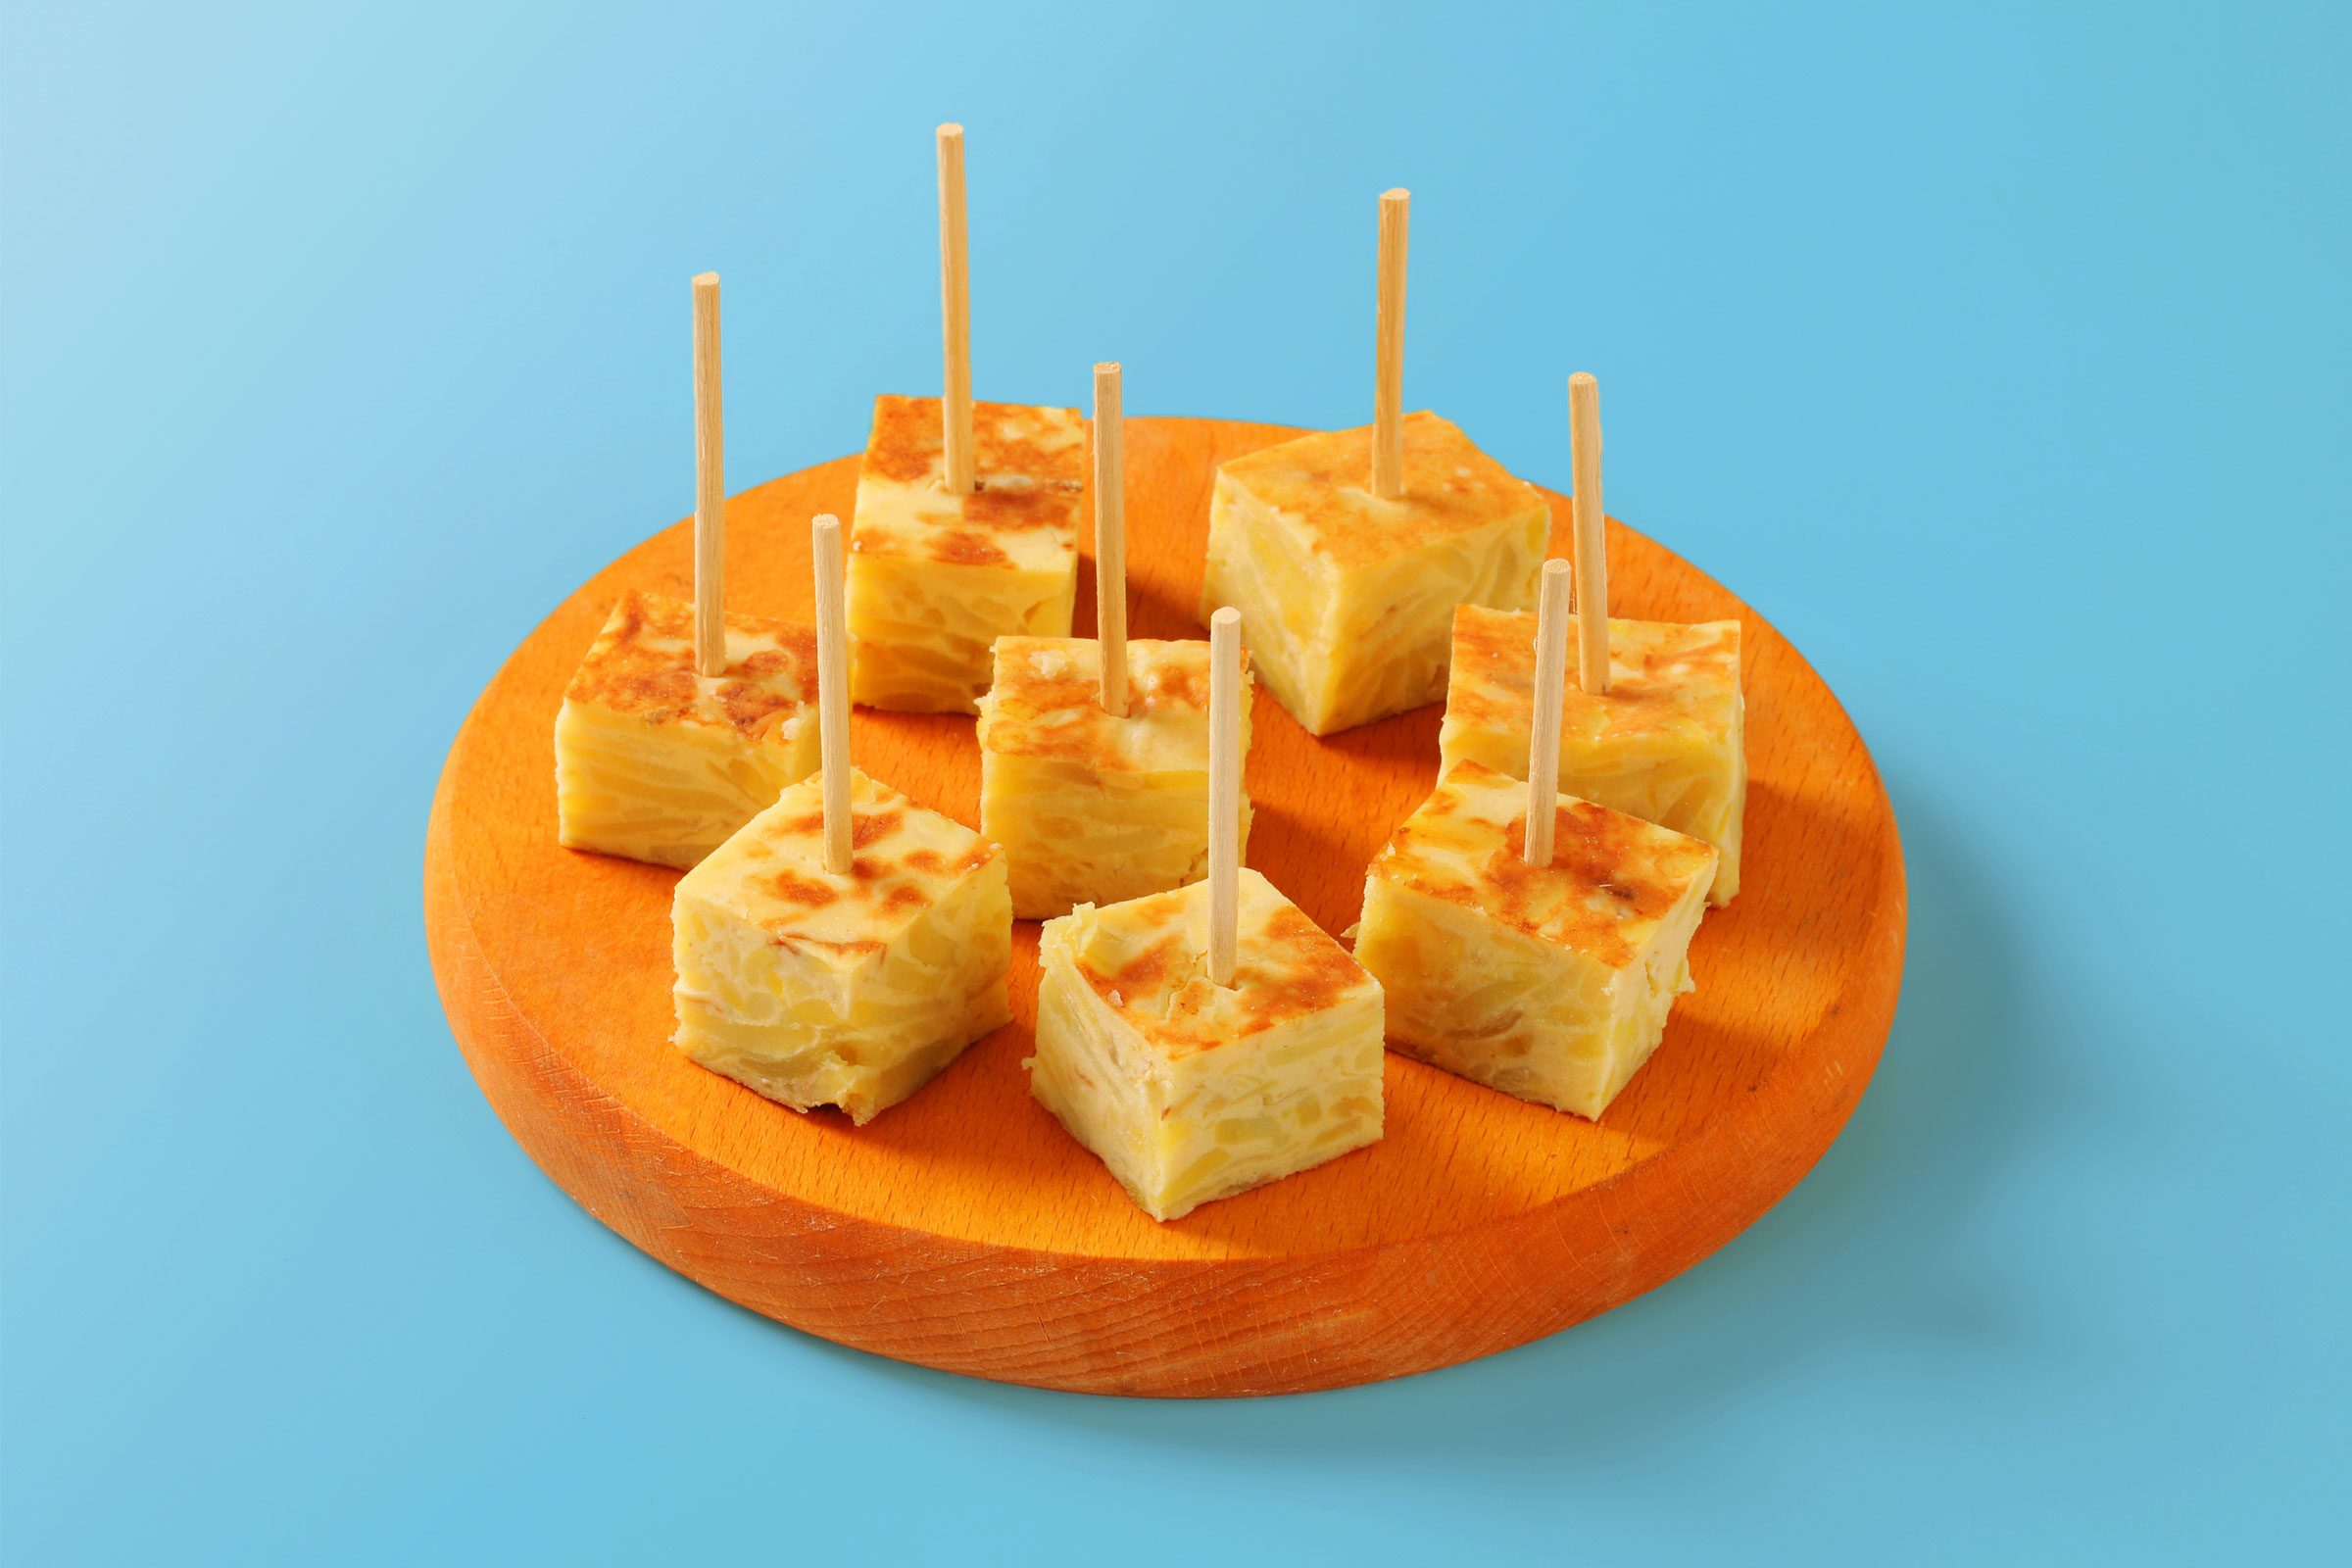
2, 2, 2345, 1562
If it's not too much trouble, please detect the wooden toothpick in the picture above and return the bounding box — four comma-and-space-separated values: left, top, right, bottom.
811, 514, 854, 876
1569, 371, 1609, 694
1207, 608, 1243, 987
937, 122, 974, 496
1373, 187, 1410, 500
691, 271, 725, 677
1094, 361, 1129, 716
1524, 559, 1574, 866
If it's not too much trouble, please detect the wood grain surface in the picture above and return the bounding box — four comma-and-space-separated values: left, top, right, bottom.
423, 414, 1905, 1397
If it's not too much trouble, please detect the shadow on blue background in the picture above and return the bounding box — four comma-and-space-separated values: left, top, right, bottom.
795, 782, 2049, 1447
2, 1, 2344, 1561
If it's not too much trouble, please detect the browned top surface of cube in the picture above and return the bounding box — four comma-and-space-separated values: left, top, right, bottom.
1446, 604, 1741, 746
562, 588, 817, 737
1216, 411, 1546, 571
851, 395, 1086, 569
1052, 871, 1377, 1059
679, 769, 1001, 960
1369, 760, 1717, 967
979, 637, 1244, 775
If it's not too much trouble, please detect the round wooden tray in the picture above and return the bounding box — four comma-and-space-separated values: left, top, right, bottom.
424, 414, 1904, 1397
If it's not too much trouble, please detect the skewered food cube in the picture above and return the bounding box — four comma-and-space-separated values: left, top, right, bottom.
1200, 411, 1548, 735
1439, 604, 1745, 903
555, 589, 819, 869
976, 636, 1253, 919
671, 768, 1011, 1123
847, 393, 1086, 714
1353, 760, 1717, 1119
1029, 869, 1384, 1221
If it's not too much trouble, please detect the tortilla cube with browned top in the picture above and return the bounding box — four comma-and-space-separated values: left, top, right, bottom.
1353, 760, 1718, 1119
976, 636, 1253, 920
1439, 604, 1746, 903
848, 393, 1087, 714
1200, 411, 1549, 735
671, 768, 1012, 1124
1028, 869, 1384, 1222
554, 589, 821, 869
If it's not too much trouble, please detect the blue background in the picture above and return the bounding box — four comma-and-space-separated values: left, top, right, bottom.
3, 1, 2345, 1561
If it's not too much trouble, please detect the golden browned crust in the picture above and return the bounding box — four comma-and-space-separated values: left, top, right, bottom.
563, 590, 818, 735
1369, 760, 1716, 968
1060, 872, 1378, 1058
682, 770, 1003, 952
863, 393, 1089, 491
929, 529, 1009, 565
1215, 411, 1546, 570
851, 396, 1088, 569
1446, 604, 1740, 743
977, 638, 1229, 774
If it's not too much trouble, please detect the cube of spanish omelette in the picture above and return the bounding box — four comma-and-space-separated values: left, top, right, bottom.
671, 768, 1012, 1123
554, 589, 821, 869
848, 393, 1086, 714
1199, 411, 1548, 735
1438, 604, 1746, 903
1029, 870, 1384, 1222
1353, 760, 1717, 1119
976, 636, 1254, 919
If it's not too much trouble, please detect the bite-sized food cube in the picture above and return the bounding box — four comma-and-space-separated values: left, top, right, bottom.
671, 768, 1011, 1123
976, 636, 1253, 920
1353, 760, 1717, 1119
848, 394, 1087, 714
554, 589, 819, 869
1439, 604, 1745, 903
1029, 869, 1384, 1222
1200, 411, 1548, 735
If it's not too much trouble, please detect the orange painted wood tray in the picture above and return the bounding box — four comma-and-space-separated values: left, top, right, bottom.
423, 414, 1904, 1397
